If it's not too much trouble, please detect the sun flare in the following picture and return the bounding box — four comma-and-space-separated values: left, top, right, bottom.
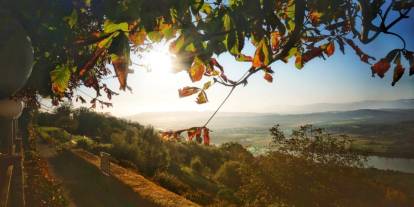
142, 43, 173, 74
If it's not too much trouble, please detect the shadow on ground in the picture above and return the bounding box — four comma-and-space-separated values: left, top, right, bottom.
49, 150, 158, 207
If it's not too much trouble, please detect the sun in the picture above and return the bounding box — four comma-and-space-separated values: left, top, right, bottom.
142, 43, 173, 74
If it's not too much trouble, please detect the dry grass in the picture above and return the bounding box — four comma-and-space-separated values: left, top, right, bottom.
71, 149, 200, 207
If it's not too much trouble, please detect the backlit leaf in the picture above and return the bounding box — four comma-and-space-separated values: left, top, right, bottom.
129, 29, 146, 45
98, 32, 119, 48
196, 90, 208, 104
51, 64, 73, 94
189, 57, 206, 82
253, 42, 264, 68
203, 81, 212, 90
236, 54, 253, 62
271, 32, 280, 51
170, 35, 185, 53
309, 11, 323, 24
110, 34, 130, 90
185, 43, 197, 52
325, 42, 335, 57
253, 39, 271, 68
371, 59, 391, 78
222, 14, 232, 31
392, 62, 404, 86
264, 72, 273, 83
112, 54, 129, 90
295, 54, 303, 69
147, 31, 163, 42
178, 87, 200, 97
403, 51, 413, 76
200, 3, 212, 15
202, 127, 210, 145
104, 20, 129, 34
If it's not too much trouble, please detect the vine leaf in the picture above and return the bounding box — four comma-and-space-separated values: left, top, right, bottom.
110, 34, 131, 90
264, 72, 273, 83
63, 10, 78, 29
202, 127, 210, 145
295, 54, 303, 69
253, 39, 270, 68
392, 62, 404, 86
189, 57, 206, 82
178, 87, 200, 97
51, 64, 74, 94
236, 54, 253, 62
371, 59, 391, 78
324, 42, 335, 57
203, 81, 212, 90
129, 29, 146, 45
271, 32, 280, 51
196, 90, 208, 104
403, 51, 413, 76
309, 11, 323, 24
103, 21, 129, 34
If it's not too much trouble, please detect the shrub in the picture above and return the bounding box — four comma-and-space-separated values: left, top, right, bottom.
76, 136, 95, 151
214, 161, 242, 190
153, 172, 190, 194
190, 156, 203, 173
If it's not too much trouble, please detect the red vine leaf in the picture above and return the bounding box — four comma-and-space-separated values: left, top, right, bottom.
202, 127, 210, 146
392, 63, 404, 86
324, 42, 335, 57
264, 72, 273, 83
178, 87, 200, 97
189, 57, 206, 82
271, 32, 280, 51
371, 59, 391, 78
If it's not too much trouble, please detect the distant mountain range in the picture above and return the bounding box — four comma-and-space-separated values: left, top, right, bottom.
264, 99, 414, 114
126, 99, 414, 130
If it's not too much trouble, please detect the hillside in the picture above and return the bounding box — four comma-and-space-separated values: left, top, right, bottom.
31, 108, 414, 207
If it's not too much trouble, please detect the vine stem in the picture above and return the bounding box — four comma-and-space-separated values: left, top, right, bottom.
203, 86, 236, 127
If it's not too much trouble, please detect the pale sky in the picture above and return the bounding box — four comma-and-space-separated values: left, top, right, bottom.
73, 11, 414, 117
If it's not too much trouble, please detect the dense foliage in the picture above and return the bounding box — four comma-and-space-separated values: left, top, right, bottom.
33, 108, 414, 206
2, 0, 412, 107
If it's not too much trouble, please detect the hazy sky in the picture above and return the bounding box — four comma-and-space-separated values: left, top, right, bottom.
74, 10, 414, 117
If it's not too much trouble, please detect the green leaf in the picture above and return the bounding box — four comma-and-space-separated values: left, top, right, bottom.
170, 35, 185, 53
196, 90, 208, 104
225, 32, 240, 55
262, 39, 271, 66
229, 0, 243, 8
147, 31, 163, 42
284, 47, 297, 61
222, 14, 232, 31
84, 0, 91, 7
98, 31, 119, 48
51, 64, 74, 94
200, 3, 212, 15
104, 20, 129, 34
190, 0, 204, 14
185, 43, 197, 52
161, 24, 174, 39
63, 10, 78, 29
203, 81, 212, 90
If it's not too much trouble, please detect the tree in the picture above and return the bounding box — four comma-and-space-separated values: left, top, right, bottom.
269, 124, 364, 167
2, 0, 413, 136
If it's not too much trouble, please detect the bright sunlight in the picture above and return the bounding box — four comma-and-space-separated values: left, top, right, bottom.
140, 43, 174, 75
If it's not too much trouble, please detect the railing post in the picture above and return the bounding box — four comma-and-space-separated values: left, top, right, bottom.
100, 152, 111, 176
0, 100, 25, 207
